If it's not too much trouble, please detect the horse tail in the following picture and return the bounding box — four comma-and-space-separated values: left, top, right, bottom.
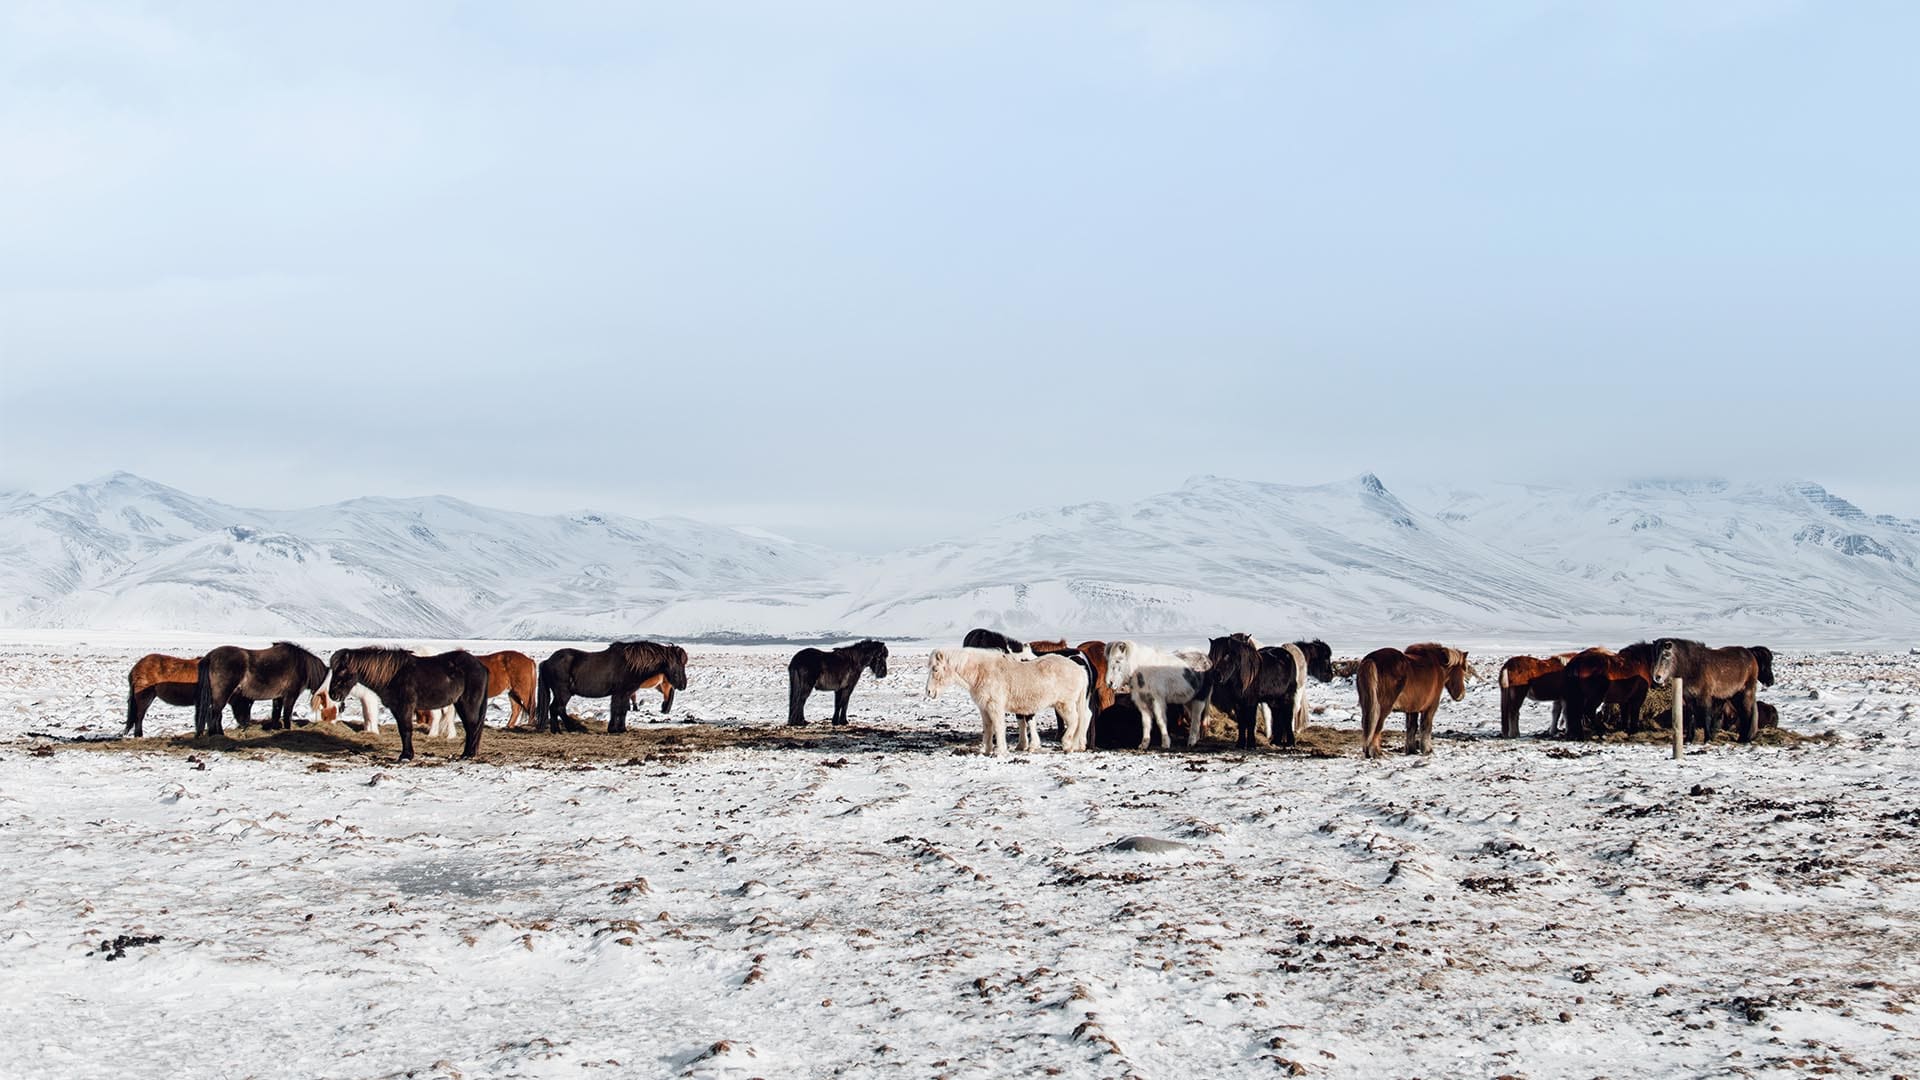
535, 667, 551, 733
1356, 658, 1379, 755
507, 684, 535, 726
125, 674, 140, 736
193, 657, 214, 738
788, 665, 807, 724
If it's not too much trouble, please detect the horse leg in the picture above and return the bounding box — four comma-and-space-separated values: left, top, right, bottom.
1138, 696, 1160, 751
1700, 688, 1720, 743
1255, 702, 1271, 744
1403, 710, 1420, 755
1185, 696, 1206, 749
1274, 691, 1298, 749
1739, 681, 1759, 744
831, 684, 854, 727
609, 690, 630, 735
1549, 698, 1564, 737
1069, 700, 1088, 751
127, 686, 156, 738
394, 692, 417, 762
459, 694, 484, 760
1499, 686, 1520, 739
787, 671, 810, 726
1422, 705, 1438, 755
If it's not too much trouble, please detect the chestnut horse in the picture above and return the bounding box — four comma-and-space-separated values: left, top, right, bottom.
474, 650, 538, 728
1355, 643, 1472, 758
192, 642, 328, 739
1075, 641, 1116, 716
1559, 644, 1660, 740
126, 653, 257, 737
1651, 639, 1773, 743
1497, 652, 1579, 738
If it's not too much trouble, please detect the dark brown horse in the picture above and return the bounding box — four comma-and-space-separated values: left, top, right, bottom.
192, 642, 327, 740
538, 641, 688, 734
1497, 652, 1579, 738
1651, 639, 1772, 743
787, 639, 888, 725
1355, 643, 1472, 758
1203, 635, 1308, 750
327, 646, 491, 761
126, 653, 254, 737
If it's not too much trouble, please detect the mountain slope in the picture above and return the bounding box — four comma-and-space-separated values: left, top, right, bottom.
1, 472, 1916, 643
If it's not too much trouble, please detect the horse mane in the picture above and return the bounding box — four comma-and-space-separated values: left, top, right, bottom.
340, 646, 413, 687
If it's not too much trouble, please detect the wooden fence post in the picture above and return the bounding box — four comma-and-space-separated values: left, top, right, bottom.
1671, 676, 1684, 760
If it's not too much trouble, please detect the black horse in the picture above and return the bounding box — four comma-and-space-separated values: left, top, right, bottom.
787, 640, 889, 726
193, 642, 328, 739
327, 647, 491, 761
1203, 634, 1305, 750
962, 628, 1028, 654
538, 641, 689, 734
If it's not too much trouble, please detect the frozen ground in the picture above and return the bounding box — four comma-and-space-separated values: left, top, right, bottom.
1, 642, 1916, 1079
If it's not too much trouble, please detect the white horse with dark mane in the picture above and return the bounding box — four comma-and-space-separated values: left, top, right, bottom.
926, 647, 1093, 755
1104, 640, 1212, 749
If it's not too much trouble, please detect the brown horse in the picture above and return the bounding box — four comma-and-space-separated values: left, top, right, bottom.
1075, 641, 1116, 716
1355, 643, 1472, 758
126, 653, 259, 737
1651, 639, 1772, 743
1497, 652, 1580, 738
474, 650, 538, 728
1559, 644, 1662, 740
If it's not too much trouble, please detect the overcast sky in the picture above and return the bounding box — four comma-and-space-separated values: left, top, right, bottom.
3, 2, 1916, 549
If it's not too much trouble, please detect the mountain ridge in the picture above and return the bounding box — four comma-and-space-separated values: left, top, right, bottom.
2, 471, 1916, 644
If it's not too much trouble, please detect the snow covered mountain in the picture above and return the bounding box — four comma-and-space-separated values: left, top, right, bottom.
0, 473, 840, 638
1, 471, 1916, 644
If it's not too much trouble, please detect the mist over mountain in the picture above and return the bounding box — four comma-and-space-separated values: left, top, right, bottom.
2, 471, 1915, 645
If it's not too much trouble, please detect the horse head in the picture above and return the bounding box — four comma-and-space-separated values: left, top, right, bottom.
1104, 641, 1133, 690
312, 687, 339, 724
863, 640, 889, 678
1299, 640, 1335, 683
325, 651, 362, 702
925, 650, 954, 699
1444, 648, 1471, 700
1750, 646, 1775, 687
1205, 635, 1256, 698
1649, 640, 1678, 687
664, 645, 689, 691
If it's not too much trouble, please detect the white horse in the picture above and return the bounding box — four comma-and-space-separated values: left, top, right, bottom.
926, 647, 1093, 755
1104, 640, 1212, 749
312, 683, 384, 731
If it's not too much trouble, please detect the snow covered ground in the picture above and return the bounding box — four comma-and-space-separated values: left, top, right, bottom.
2, 642, 1917, 1078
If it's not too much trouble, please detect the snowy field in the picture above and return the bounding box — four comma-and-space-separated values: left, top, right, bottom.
2, 641, 1917, 1079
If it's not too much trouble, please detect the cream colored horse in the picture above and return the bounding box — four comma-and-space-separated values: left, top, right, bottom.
926, 647, 1093, 755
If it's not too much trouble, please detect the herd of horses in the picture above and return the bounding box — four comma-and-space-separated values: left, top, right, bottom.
119, 630, 1777, 761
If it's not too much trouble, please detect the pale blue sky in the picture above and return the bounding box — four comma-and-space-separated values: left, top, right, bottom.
3, 2, 1916, 547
